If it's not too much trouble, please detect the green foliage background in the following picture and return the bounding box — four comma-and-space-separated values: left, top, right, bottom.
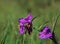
0, 0, 60, 44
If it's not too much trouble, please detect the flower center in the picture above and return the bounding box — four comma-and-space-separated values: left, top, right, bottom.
24, 23, 30, 28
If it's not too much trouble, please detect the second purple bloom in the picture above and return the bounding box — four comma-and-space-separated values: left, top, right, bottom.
38, 26, 52, 39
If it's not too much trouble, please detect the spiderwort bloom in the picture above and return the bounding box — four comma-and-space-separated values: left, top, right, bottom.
18, 13, 32, 35
38, 26, 52, 39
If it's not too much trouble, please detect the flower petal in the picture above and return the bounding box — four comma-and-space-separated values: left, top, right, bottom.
38, 33, 45, 39
19, 23, 24, 34
18, 18, 27, 23
18, 13, 32, 35
38, 32, 52, 39
25, 13, 32, 22
45, 33, 52, 38
42, 26, 49, 32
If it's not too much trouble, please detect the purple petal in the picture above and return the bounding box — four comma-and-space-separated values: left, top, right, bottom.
41, 26, 51, 34
41, 26, 49, 32
18, 18, 23, 23
25, 13, 32, 22
38, 32, 52, 39
19, 23, 24, 34
19, 27, 24, 34
38, 33, 45, 39
18, 18, 27, 23
43, 26, 49, 32
45, 33, 52, 38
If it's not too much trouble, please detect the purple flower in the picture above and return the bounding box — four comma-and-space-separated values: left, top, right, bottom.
18, 13, 32, 34
38, 26, 52, 39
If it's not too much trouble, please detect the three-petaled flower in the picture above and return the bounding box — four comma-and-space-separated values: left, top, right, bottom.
38, 26, 52, 39
18, 13, 32, 35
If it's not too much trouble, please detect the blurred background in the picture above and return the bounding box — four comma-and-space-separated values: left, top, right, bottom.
0, 0, 60, 44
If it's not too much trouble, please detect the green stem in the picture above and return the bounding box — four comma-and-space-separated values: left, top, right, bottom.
51, 12, 60, 44
23, 34, 25, 44
52, 14, 60, 33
